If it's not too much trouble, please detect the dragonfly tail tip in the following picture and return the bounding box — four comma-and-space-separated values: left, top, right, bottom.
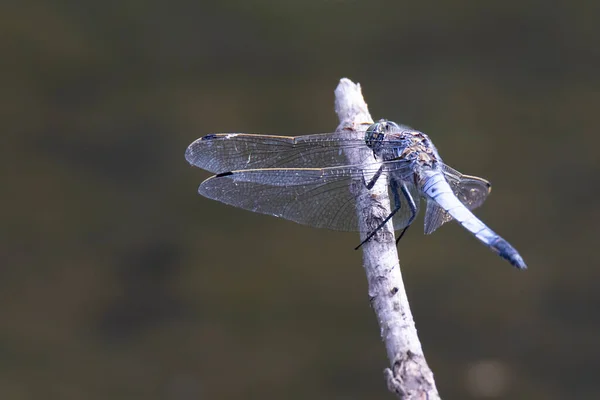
506, 253, 527, 270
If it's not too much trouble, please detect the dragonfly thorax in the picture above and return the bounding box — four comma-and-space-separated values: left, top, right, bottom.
365, 119, 442, 171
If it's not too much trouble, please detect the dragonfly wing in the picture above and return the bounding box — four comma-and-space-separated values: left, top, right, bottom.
423, 200, 453, 234
442, 164, 491, 209
391, 181, 421, 231
423, 164, 492, 234
198, 161, 412, 232
185, 131, 373, 174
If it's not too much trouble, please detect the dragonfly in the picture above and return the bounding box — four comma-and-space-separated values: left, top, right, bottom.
185, 119, 526, 269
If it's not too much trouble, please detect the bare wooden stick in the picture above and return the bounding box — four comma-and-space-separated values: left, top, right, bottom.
334, 78, 440, 399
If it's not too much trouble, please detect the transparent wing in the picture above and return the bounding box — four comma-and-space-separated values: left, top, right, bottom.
391, 181, 421, 231
185, 131, 374, 174
423, 200, 451, 235
442, 164, 491, 209
198, 161, 413, 232
423, 164, 492, 234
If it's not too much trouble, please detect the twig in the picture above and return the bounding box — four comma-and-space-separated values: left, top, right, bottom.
334, 78, 440, 399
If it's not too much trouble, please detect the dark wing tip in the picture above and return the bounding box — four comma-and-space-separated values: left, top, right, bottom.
185, 135, 219, 165
215, 171, 234, 177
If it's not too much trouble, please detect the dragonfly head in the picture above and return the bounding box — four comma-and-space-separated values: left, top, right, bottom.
364, 119, 402, 151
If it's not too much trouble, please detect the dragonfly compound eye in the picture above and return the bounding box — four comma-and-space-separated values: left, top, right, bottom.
364, 120, 387, 149
384, 121, 401, 132
365, 119, 402, 149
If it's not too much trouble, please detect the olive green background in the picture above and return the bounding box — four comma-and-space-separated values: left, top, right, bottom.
3, 1, 599, 399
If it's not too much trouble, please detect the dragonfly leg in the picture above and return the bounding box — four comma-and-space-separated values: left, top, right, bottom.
362, 164, 385, 190
395, 183, 418, 244
355, 180, 402, 250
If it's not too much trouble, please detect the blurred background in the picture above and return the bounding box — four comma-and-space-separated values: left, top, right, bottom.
2, 0, 599, 399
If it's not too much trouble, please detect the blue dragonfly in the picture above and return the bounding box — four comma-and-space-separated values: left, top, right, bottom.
185, 120, 526, 269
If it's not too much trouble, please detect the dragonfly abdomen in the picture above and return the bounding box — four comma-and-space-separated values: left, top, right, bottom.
421, 172, 526, 269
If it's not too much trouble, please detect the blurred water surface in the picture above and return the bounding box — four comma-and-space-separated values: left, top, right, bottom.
2, 1, 600, 399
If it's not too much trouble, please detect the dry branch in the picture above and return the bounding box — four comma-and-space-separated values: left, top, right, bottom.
334, 78, 440, 399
